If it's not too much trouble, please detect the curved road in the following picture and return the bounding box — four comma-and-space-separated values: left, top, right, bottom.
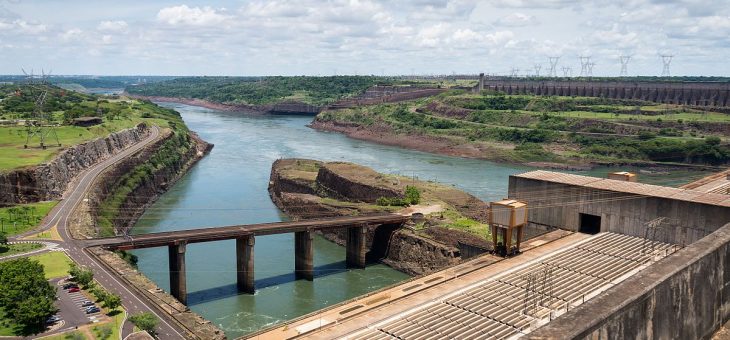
10, 126, 190, 340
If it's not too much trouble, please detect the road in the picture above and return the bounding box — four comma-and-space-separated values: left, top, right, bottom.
10, 126, 190, 340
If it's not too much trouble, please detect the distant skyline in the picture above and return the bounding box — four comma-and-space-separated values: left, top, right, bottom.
0, 0, 728, 76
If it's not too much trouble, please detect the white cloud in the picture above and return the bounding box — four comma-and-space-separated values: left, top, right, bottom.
157, 5, 231, 26
494, 12, 538, 26
59, 28, 82, 41
0, 0, 727, 75
97, 20, 128, 32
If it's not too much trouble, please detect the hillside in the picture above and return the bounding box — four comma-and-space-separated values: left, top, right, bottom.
312, 91, 730, 167
0, 84, 183, 171
125, 76, 384, 106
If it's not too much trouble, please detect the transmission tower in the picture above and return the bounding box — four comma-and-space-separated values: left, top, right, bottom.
510, 67, 520, 77
548, 57, 560, 77
661, 55, 673, 77
579, 56, 591, 77
562, 66, 572, 77
21, 69, 60, 149
534, 64, 542, 77
587, 62, 596, 77
619, 55, 631, 76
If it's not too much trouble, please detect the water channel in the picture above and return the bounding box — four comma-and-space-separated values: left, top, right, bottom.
131, 103, 708, 338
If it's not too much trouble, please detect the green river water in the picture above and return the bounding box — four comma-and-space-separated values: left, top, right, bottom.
131, 103, 709, 338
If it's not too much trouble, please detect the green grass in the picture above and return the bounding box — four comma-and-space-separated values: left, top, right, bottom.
530, 109, 730, 122
0, 201, 58, 236
0, 242, 42, 257
28, 251, 73, 279
41, 330, 88, 339
0, 98, 175, 171
440, 209, 490, 238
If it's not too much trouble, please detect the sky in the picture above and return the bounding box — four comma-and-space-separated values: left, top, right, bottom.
0, 0, 728, 76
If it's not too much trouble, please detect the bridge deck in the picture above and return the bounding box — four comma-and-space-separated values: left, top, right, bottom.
87, 214, 409, 250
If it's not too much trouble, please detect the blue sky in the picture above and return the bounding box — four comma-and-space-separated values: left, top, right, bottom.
0, 0, 728, 76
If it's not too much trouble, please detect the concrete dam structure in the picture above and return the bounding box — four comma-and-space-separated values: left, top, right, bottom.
475, 77, 730, 108
264, 170, 730, 340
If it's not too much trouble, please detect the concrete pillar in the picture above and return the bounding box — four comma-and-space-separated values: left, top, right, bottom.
168, 241, 187, 305
236, 235, 255, 294
295, 231, 314, 281
478, 73, 484, 93
346, 225, 367, 268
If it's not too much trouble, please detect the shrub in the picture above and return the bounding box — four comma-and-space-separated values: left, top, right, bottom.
405, 186, 421, 205
129, 312, 159, 335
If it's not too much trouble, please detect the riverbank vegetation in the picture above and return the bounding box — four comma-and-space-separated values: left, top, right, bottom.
125, 76, 384, 106
315, 91, 730, 167
94, 110, 193, 237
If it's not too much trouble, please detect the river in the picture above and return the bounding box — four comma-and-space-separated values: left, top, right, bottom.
131, 103, 708, 338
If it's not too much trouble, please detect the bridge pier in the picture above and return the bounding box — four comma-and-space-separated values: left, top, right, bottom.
295, 231, 314, 280
346, 225, 367, 268
236, 235, 255, 294
168, 241, 187, 304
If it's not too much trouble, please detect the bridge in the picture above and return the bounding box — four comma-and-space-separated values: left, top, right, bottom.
89, 214, 410, 305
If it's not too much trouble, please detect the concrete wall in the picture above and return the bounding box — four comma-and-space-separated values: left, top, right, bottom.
479, 80, 730, 107
508, 176, 730, 244
526, 222, 730, 340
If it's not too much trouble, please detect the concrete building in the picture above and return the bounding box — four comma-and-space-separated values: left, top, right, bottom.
508, 170, 730, 244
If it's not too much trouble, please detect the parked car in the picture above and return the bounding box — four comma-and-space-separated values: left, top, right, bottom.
68, 287, 80, 293
81, 300, 94, 307
63, 283, 78, 289
45, 315, 61, 324
85, 307, 101, 314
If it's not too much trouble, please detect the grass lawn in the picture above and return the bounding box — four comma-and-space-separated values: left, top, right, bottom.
0, 97, 173, 171
0, 201, 58, 237
28, 252, 73, 279
0, 242, 42, 258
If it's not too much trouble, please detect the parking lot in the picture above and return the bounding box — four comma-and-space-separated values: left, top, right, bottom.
41, 277, 108, 335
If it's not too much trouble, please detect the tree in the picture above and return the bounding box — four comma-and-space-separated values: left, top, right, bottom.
68, 263, 94, 287
0, 231, 7, 247
0, 258, 57, 330
103, 293, 121, 311
129, 312, 158, 335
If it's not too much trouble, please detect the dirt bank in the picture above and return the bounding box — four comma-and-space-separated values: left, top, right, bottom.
309, 119, 514, 162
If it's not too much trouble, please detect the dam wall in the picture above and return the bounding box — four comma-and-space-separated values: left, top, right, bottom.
476, 79, 730, 107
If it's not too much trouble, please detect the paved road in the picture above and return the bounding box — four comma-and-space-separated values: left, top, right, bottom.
10, 126, 190, 340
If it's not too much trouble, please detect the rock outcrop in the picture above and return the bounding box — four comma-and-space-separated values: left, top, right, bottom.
268, 158, 490, 276
0, 124, 150, 206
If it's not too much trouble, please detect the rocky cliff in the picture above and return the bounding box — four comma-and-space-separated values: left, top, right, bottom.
268, 158, 488, 276
0, 124, 150, 207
